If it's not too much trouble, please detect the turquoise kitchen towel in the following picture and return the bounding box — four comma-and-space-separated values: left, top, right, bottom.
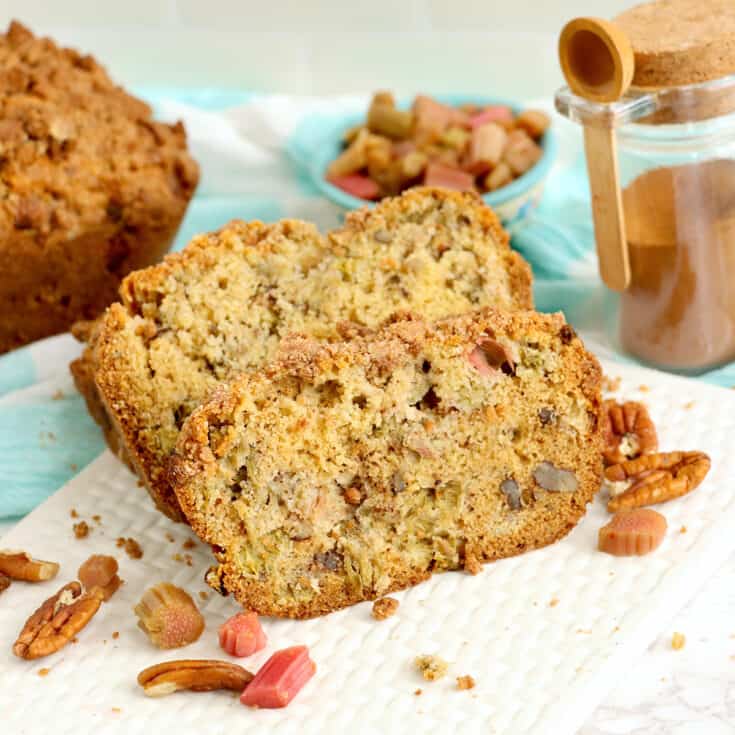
1, 89, 733, 519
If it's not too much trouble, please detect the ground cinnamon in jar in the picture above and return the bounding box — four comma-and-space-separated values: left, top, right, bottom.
619, 159, 735, 372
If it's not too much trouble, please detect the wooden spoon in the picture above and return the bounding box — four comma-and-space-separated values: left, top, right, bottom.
559, 17, 635, 291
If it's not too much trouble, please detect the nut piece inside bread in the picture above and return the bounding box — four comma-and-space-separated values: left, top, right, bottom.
91, 188, 533, 521
170, 308, 602, 618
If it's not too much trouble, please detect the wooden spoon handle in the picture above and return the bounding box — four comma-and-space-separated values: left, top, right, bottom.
583, 125, 630, 291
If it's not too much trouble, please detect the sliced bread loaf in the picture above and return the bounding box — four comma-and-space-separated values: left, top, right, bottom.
170, 308, 602, 618
88, 188, 533, 520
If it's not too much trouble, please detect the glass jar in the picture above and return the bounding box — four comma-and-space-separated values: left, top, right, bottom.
556, 75, 735, 374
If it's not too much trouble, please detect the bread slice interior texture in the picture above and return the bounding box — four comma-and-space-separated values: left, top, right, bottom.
171, 309, 602, 618
92, 188, 533, 520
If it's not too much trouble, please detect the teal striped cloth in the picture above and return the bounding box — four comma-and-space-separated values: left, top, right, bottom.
1, 88, 733, 521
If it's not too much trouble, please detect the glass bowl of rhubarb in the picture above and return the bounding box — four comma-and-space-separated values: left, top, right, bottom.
309, 92, 557, 225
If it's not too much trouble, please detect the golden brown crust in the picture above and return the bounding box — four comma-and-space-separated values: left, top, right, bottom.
0, 21, 198, 353
87, 189, 534, 521
171, 308, 603, 618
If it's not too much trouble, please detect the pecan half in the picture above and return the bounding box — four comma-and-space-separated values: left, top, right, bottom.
605, 451, 711, 512
137, 660, 253, 697
602, 400, 658, 466
13, 582, 103, 660
0, 551, 59, 582
78, 555, 122, 601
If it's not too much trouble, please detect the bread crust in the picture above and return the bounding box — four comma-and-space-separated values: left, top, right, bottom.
0, 21, 198, 352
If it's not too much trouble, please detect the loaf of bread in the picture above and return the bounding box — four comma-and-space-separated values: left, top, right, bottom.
84, 188, 533, 521
0, 21, 198, 353
170, 309, 602, 618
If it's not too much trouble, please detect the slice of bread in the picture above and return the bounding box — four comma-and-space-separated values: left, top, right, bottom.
170, 309, 602, 618
89, 188, 533, 521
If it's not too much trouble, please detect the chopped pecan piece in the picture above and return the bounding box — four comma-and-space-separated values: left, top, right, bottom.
500, 478, 522, 509
138, 659, 253, 697
533, 461, 578, 492
0, 573, 10, 594
0, 551, 59, 582
13, 582, 103, 660
134, 583, 205, 649
602, 400, 658, 466
605, 451, 710, 512
78, 555, 122, 601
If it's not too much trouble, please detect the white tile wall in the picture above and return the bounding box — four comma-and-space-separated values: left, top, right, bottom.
1, 0, 632, 94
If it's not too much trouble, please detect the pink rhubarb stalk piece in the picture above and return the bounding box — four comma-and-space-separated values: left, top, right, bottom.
413, 95, 465, 141
240, 645, 316, 709
327, 173, 380, 200
467, 106, 514, 129
219, 611, 267, 658
466, 122, 508, 175
423, 161, 474, 191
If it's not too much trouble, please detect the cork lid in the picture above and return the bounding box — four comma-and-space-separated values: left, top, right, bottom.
614, 0, 735, 88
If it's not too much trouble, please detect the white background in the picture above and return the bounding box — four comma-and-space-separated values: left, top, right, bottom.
2, 1, 631, 95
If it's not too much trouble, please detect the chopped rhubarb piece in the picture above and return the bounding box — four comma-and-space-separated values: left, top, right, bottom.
503, 130, 542, 176
413, 95, 458, 142
514, 109, 550, 140
466, 122, 507, 175
392, 140, 417, 157
240, 645, 316, 709
219, 612, 267, 658
483, 162, 513, 192
423, 161, 474, 192
468, 106, 514, 129
327, 173, 380, 200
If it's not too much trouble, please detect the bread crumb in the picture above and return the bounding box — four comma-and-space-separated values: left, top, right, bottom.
37, 668, 50, 677
683, 401, 695, 410
638, 384, 650, 392
70, 508, 78, 518
112, 631, 119, 640
185, 554, 193, 567
73, 521, 89, 539
92, 514, 101, 523
165, 532, 175, 543
51, 389, 64, 400
576, 628, 592, 634
415, 654, 448, 681
671, 632, 686, 650
456, 675, 475, 690
680, 525, 687, 533
172, 553, 183, 562
198, 590, 209, 601
549, 597, 559, 607
414, 688, 422, 696
182, 538, 197, 550
372, 597, 399, 620
602, 375, 621, 393
111, 707, 121, 714
116, 537, 143, 559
